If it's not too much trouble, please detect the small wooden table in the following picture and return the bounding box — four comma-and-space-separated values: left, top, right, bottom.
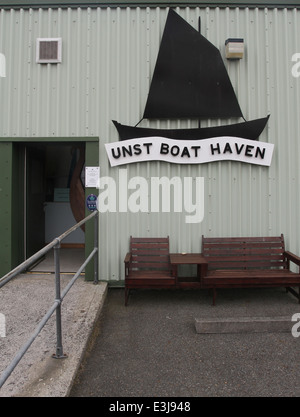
170, 253, 208, 288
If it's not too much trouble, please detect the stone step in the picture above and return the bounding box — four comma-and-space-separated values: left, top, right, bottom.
195, 316, 293, 334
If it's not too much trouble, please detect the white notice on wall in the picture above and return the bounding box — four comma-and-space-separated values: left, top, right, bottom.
85, 166, 100, 188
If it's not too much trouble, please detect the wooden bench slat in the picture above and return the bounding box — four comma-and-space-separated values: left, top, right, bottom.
131, 250, 169, 256
131, 265, 171, 270
131, 254, 170, 260
204, 254, 286, 261
204, 247, 285, 254
204, 270, 296, 278
130, 237, 170, 243
203, 236, 283, 243
132, 243, 169, 248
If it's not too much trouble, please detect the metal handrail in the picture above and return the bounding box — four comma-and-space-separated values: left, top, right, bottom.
0, 210, 98, 289
0, 210, 99, 389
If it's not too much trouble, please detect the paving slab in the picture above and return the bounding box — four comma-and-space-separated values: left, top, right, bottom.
195, 316, 293, 334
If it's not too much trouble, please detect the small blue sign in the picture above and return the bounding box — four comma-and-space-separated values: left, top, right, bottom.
86, 194, 98, 211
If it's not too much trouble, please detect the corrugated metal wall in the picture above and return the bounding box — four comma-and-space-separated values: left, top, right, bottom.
0, 6, 300, 281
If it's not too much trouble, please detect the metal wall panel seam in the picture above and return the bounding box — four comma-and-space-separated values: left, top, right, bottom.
2, 1, 300, 9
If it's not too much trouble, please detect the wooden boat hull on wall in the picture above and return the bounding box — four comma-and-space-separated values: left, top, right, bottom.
113, 116, 270, 141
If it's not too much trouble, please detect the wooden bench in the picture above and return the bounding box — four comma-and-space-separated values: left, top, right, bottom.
124, 237, 176, 305
202, 235, 300, 305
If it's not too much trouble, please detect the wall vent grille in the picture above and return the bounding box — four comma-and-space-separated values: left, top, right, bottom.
36, 38, 62, 63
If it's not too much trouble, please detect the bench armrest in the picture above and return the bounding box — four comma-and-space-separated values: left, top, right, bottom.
124, 252, 131, 278
284, 251, 300, 267
124, 252, 131, 264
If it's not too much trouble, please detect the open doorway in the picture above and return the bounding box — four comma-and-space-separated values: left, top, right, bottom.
0, 137, 98, 279
25, 142, 86, 272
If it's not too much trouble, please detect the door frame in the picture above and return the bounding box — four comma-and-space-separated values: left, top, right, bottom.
0, 137, 99, 280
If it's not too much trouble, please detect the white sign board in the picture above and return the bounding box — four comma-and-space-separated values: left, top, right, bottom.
105, 136, 274, 167
85, 166, 100, 188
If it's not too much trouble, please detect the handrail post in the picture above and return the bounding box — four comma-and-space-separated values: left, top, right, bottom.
94, 213, 99, 285
52, 242, 67, 359
0, 212, 99, 388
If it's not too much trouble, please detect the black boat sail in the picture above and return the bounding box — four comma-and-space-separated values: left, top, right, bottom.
113, 9, 269, 141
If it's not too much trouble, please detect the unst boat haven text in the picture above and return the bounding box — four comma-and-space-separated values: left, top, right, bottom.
105, 136, 274, 167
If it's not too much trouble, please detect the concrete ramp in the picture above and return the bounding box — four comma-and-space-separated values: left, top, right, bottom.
0, 275, 107, 397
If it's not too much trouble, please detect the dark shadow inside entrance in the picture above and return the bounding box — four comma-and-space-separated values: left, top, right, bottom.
29, 247, 85, 274
25, 142, 86, 273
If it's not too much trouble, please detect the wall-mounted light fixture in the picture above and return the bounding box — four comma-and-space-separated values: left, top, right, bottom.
225, 38, 244, 60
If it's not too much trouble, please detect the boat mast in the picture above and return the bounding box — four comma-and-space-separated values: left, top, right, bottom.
198, 16, 201, 129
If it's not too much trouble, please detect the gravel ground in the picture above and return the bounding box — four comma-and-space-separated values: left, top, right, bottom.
0, 273, 107, 397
